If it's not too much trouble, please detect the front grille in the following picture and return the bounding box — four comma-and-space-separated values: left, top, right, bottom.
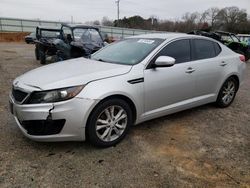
21, 119, 66, 136
12, 88, 28, 103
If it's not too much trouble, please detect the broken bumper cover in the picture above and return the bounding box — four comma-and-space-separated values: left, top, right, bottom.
9, 96, 98, 142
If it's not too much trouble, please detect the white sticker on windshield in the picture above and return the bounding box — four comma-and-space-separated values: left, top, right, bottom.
137, 39, 155, 44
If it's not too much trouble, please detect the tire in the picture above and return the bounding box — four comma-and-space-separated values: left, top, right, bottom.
35, 47, 40, 60
216, 77, 238, 108
39, 50, 46, 64
54, 56, 64, 62
87, 99, 132, 147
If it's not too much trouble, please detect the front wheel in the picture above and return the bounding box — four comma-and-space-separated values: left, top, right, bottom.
216, 77, 238, 108
35, 47, 40, 60
87, 99, 132, 147
39, 50, 46, 64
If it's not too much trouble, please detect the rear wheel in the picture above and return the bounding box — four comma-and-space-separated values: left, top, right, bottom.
87, 99, 132, 147
39, 50, 46, 64
216, 77, 238, 108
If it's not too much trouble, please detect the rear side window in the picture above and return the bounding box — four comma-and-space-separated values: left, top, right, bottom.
193, 39, 217, 60
154, 39, 191, 64
213, 42, 222, 56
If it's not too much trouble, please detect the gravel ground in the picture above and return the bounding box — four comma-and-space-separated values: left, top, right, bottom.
0, 43, 249, 188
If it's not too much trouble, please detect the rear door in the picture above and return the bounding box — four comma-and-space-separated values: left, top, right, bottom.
191, 39, 223, 97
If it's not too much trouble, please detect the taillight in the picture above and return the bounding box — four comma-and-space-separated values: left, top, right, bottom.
239, 55, 245, 62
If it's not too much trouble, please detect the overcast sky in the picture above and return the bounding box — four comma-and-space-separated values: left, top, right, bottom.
0, 0, 250, 22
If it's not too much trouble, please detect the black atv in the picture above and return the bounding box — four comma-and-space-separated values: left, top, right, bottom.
53, 24, 105, 61
188, 30, 250, 61
34, 26, 61, 64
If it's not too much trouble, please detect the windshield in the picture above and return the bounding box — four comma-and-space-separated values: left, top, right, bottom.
91, 38, 163, 65
73, 28, 103, 44
221, 34, 239, 42
41, 30, 60, 38
231, 35, 240, 42
221, 35, 231, 41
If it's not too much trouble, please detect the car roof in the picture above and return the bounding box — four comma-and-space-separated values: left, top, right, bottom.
128, 32, 216, 41
215, 30, 236, 36
36, 26, 61, 31
128, 33, 187, 39
237, 34, 250, 37
61, 23, 99, 30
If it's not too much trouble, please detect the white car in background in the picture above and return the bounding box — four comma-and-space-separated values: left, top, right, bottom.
10, 33, 246, 147
237, 34, 250, 46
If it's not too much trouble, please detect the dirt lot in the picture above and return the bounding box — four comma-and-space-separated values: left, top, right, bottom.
0, 32, 30, 42
0, 43, 249, 188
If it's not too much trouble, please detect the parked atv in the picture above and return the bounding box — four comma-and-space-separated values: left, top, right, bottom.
53, 24, 105, 61
188, 30, 250, 61
34, 26, 61, 64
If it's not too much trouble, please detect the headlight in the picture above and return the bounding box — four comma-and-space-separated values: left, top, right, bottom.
25, 85, 84, 104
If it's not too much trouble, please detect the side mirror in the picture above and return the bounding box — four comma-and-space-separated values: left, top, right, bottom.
153, 56, 175, 68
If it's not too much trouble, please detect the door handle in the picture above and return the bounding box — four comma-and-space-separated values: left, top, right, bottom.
185, 67, 195, 73
220, 61, 227, 66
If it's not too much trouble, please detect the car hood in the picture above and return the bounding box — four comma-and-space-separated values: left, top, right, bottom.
16, 58, 132, 90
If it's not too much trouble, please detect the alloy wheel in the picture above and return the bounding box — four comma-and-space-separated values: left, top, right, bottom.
221, 80, 236, 105
95, 105, 128, 142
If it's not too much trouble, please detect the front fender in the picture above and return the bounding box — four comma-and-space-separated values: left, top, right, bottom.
78, 72, 144, 124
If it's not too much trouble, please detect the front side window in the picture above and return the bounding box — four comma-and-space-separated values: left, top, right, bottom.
91, 38, 163, 65
193, 39, 216, 60
153, 39, 191, 64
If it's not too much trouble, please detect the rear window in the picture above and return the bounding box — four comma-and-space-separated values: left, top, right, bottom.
193, 39, 217, 60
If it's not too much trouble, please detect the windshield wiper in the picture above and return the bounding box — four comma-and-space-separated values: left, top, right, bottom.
92, 58, 120, 64
97, 59, 107, 62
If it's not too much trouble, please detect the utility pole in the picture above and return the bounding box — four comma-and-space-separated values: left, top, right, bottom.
151, 15, 155, 25
115, 0, 120, 26
71, 15, 73, 24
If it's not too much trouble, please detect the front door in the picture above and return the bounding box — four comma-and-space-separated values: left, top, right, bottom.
144, 39, 196, 115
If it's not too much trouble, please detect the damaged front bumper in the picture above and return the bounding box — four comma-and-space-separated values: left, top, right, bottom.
9, 95, 98, 142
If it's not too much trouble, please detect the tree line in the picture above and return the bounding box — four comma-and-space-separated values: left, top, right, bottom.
90, 6, 250, 34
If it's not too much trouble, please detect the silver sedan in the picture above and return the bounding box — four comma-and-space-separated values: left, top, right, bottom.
9, 33, 246, 147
